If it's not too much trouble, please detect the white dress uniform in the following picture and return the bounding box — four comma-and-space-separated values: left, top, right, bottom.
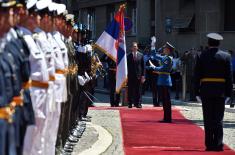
21, 27, 49, 155
47, 32, 67, 151
53, 31, 69, 102
33, 29, 57, 155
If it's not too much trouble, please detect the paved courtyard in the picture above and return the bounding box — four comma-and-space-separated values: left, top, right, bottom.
72, 90, 235, 155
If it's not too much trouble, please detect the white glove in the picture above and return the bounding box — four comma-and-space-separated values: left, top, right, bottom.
149, 60, 156, 68
196, 96, 202, 103
84, 72, 90, 81
78, 75, 85, 86
225, 97, 231, 104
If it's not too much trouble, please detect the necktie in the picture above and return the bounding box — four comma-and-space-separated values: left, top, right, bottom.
133, 52, 137, 61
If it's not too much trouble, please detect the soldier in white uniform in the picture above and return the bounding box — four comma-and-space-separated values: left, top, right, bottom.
32, 1, 57, 154
21, 1, 50, 154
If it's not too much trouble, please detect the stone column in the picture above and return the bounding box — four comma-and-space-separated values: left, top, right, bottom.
136, 0, 151, 42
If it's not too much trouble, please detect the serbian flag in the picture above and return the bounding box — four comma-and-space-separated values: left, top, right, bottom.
95, 4, 127, 93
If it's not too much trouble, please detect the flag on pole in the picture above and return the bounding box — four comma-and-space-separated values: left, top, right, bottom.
95, 4, 127, 93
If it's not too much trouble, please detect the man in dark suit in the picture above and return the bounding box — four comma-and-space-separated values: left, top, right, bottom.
194, 33, 233, 151
127, 42, 145, 108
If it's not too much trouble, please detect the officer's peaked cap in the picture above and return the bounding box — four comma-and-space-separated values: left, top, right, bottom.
66, 14, 74, 21
26, 0, 37, 9
63, 9, 68, 16
56, 3, 66, 15
207, 33, 223, 41
48, 2, 57, 11
1, 0, 16, 7
16, 0, 26, 7
164, 42, 175, 52
36, 0, 52, 10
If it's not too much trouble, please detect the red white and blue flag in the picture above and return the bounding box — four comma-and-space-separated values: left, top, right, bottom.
95, 5, 127, 93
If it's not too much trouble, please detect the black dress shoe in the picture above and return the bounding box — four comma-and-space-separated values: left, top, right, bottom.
63, 147, 73, 153
85, 115, 92, 119
81, 117, 91, 122
128, 105, 132, 108
72, 130, 82, 138
136, 105, 142, 108
213, 147, 224, 152
159, 120, 172, 123
205, 148, 214, 151
153, 104, 161, 107
68, 136, 79, 143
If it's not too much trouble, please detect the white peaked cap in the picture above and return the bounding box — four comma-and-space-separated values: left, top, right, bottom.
56, 3, 66, 15
66, 14, 74, 21
36, 0, 52, 10
48, 2, 57, 12
207, 33, 223, 41
63, 10, 68, 16
26, 0, 37, 9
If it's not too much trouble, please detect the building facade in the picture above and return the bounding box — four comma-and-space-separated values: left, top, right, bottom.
68, 0, 235, 53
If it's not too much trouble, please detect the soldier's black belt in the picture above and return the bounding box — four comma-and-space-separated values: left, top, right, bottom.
200, 78, 225, 83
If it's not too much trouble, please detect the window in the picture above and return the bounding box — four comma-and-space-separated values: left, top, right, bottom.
224, 0, 235, 31
150, 0, 155, 35
180, 0, 195, 10
87, 9, 96, 38
107, 5, 115, 24
131, 7, 137, 35
174, 15, 195, 33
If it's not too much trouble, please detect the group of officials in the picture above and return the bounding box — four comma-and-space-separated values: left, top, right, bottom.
0, 0, 100, 154
106, 40, 175, 122
106, 33, 232, 151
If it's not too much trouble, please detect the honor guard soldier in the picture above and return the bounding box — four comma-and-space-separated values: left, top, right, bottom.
33, 1, 59, 154
20, 0, 51, 154
194, 33, 233, 151
104, 55, 120, 107
147, 42, 174, 123
0, 1, 18, 155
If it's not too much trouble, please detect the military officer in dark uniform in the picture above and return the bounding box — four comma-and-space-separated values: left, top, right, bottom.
104, 55, 120, 107
147, 42, 174, 122
194, 33, 233, 151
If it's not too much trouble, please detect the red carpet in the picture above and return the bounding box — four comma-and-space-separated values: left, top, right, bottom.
90, 106, 235, 154
119, 108, 235, 155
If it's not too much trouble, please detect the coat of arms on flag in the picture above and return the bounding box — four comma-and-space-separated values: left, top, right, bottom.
94, 4, 128, 93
